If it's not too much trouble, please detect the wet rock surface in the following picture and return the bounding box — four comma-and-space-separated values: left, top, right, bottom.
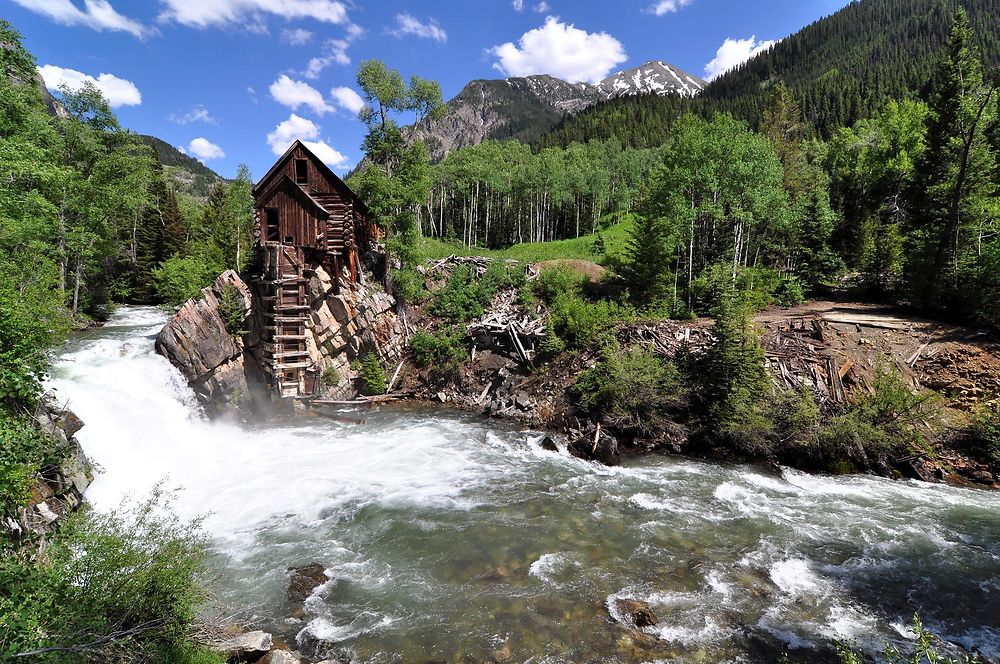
214, 629, 273, 662
613, 599, 659, 629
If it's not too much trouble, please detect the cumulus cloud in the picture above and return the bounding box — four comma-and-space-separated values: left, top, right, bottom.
37, 64, 142, 107
534, 2, 550, 12
266, 114, 348, 168
388, 13, 447, 43
158, 0, 348, 28
280, 28, 313, 45
330, 86, 365, 114
11, 0, 149, 38
302, 24, 364, 79
489, 16, 627, 83
269, 75, 333, 115
649, 0, 694, 15
512, 0, 524, 10
169, 105, 217, 125
187, 137, 225, 160
703, 35, 776, 81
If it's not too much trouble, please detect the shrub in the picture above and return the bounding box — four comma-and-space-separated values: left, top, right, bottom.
480, 261, 526, 296
968, 406, 1000, 468
774, 276, 806, 307
0, 488, 212, 662
0, 413, 58, 518
217, 283, 247, 337
392, 268, 427, 306
152, 255, 223, 306
431, 266, 485, 324
572, 344, 687, 435
320, 366, 341, 387
535, 265, 583, 304
838, 614, 979, 664
537, 328, 566, 359
548, 291, 635, 349
410, 329, 467, 370
358, 353, 386, 396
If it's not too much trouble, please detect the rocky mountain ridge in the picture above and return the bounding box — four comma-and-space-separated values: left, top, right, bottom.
408, 60, 706, 161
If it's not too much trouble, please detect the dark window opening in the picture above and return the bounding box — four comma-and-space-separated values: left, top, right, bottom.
284, 235, 294, 245
295, 159, 308, 185
265, 208, 279, 242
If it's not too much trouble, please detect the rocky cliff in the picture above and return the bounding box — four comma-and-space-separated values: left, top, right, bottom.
156, 264, 404, 419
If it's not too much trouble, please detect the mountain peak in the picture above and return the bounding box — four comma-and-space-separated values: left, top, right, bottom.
597, 60, 706, 98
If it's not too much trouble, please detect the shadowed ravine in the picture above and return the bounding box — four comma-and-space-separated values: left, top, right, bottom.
47, 307, 1000, 663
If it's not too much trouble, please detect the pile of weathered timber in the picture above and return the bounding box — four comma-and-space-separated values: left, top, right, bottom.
422, 255, 540, 281
468, 289, 545, 364
615, 321, 712, 357
761, 317, 857, 408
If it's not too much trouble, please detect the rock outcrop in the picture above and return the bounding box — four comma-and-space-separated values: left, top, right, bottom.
156, 263, 405, 419
156, 270, 260, 420
3, 398, 93, 540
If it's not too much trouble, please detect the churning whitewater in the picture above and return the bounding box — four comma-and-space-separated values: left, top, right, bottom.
47, 307, 1000, 662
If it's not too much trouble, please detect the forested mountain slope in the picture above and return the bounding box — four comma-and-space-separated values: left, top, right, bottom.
702, 0, 1000, 134
139, 135, 225, 199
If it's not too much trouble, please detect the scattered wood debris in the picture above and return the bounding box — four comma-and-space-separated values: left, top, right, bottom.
468, 289, 546, 365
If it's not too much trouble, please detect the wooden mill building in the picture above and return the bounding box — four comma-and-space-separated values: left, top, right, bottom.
252, 140, 378, 397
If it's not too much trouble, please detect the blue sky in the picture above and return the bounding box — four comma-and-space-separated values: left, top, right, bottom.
7, 0, 852, 181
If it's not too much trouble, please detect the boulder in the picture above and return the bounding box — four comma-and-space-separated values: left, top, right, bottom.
613, 599, 659, 629
258, 651, 301, 664
568, 427, 620, 466
539, 435, 559, 452
215, 630, 273, 662
288, 563, 328, 604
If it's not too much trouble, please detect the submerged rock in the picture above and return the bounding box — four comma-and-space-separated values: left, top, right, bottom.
287, 563, 328, 604
613, 599, 659, 629
568, 427, 620, 466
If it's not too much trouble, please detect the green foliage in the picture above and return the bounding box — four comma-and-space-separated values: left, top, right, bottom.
320, 366, 341, 388
152, 255, 223, 306
572, 343, 687, 435
358, 354, 386, 396
217, 284, 247, 337
432, 266, 487, 324
548, 291, 634, 349
0, 488, 211, 662
392, 268, 428, 305
410, 328, 467, 380
774, 276, 806, 307
535, 265, 584, 303
967, 405, 1000, 468
838, 615, 981, 664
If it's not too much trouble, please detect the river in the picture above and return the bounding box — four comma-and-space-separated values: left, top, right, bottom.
46, 306, 1000, 663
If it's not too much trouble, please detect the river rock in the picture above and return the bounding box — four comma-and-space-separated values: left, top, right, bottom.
568, 427, 620, 466
258, 651, 301, 664
215, 629, 273, 662
288, 563, 328, 603
613, 599, 658, 629
539, 435, 559, 452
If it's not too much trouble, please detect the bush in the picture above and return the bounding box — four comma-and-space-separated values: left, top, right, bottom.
968, 406, 1000, 468
838, 614, 979, 664
431, 266, 486, 324
152, 255, 223, 306
0, 488, 212, 662
548, 291, 635, 349
0, 413, 59, 518
535, 265, 583, 303
358, 353, 386, 396
392, 268, 427, 306
774, 276, 806, 307
218, 283, 247, 337
572, 344, 687, 435
411, 329, 467, 369
320, 366, 341, 387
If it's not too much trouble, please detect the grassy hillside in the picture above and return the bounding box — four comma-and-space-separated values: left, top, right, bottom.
418, 220, 634, 264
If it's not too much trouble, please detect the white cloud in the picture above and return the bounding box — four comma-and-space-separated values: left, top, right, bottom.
266, 114, 348, 168
301, 24, 364, 79
187, 137, 225, 160
330, 86, 364, 114
269, 75, 333, 115
280, 28, 313, 45
533, 2, 550, 12
169, 105, 217, 125
649, 0, 694, 15
512, 0, 524, 10
488, 16, 627, 84
37, 64, 142, 107
11, 0, 149, 38
704, 35, 776, 81
158, 0, 348, 28
388, 13, 447, 43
